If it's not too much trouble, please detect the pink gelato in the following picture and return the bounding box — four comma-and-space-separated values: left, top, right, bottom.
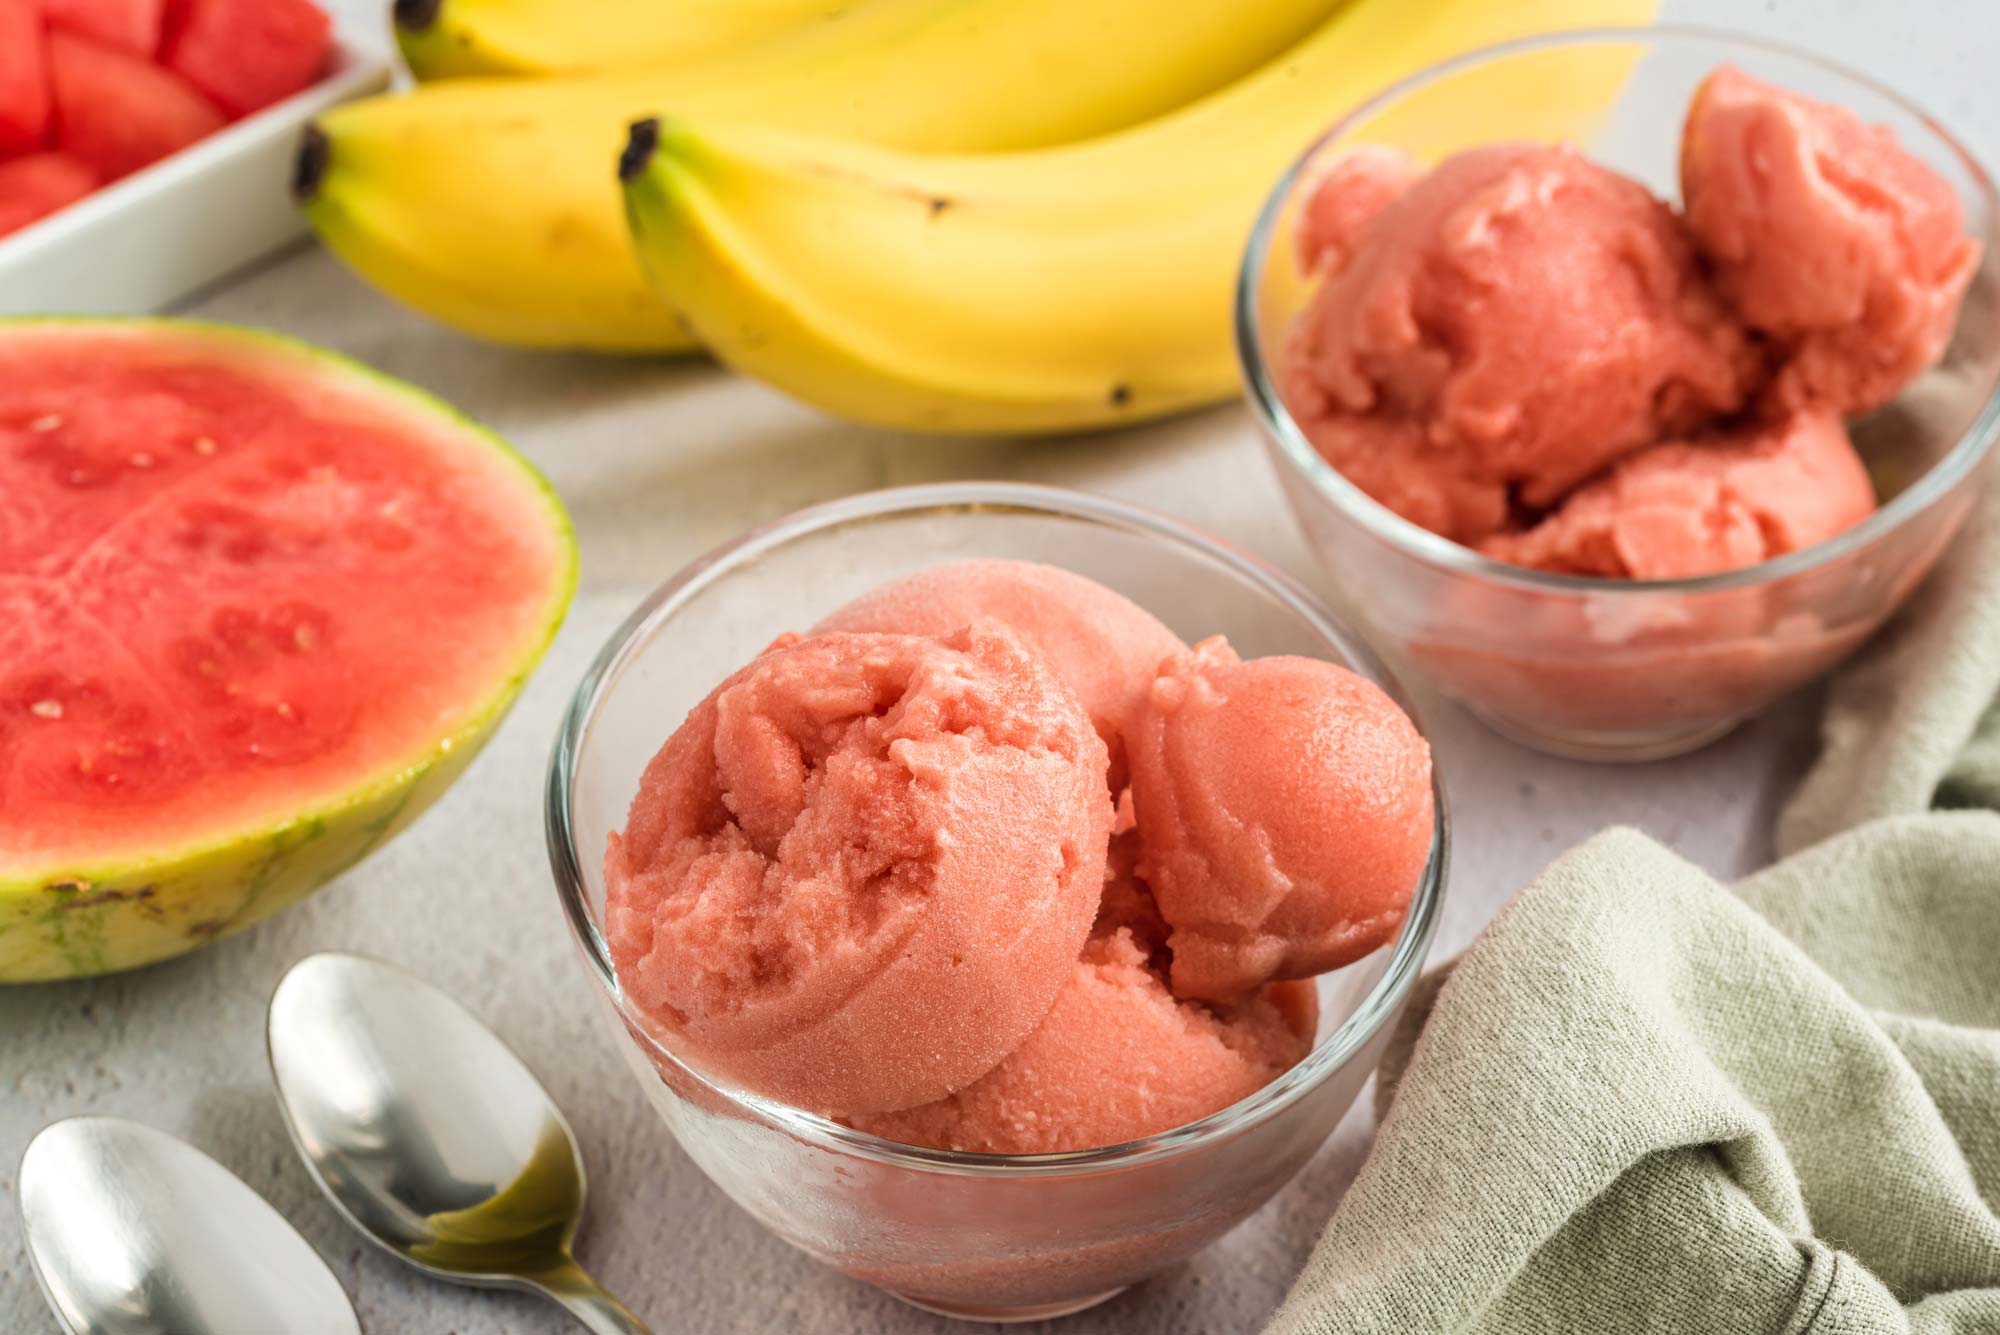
1281, 142, 1759, 544
604, 623, 1112, 1115
1293, 144, 1421, 278
1479, 410, 1876, 579
1281, 68, 1979, 589
1682, 65, 1981, 415
816, 558, 1186, 788
1126, 639, 1434, 1003
607, 562, 1433, 1154
851, 924, 1318, 1155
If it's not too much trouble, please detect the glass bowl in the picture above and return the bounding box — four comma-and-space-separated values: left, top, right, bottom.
546, 482, 1447, 1322
1238, 26, 2000, 762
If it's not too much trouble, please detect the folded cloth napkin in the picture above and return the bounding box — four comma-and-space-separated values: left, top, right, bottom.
1269, 480, 2000, 1335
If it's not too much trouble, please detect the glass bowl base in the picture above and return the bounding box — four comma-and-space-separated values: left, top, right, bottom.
1469, 707, 1743, 763
888, 1285, 1130, 1323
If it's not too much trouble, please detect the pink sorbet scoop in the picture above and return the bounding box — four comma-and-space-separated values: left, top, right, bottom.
851, 923, 1318, 1155
1293, 144, 1421, 278
604, 623, 1112, 1116
1682, 65, 1981, 416
816, 558, 1186, 788
1125, 638, 1434, 1003
1281, 142, 1759, 544
1480, 409, 1876, 579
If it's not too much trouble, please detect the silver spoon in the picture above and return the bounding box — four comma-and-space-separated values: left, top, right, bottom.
18, 1116, 361, 1335
267, 952, 653, 1335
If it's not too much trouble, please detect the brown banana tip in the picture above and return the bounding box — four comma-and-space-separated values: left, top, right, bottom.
620, 118, 662, 184
292, 124, 330, 205
392, 0, 442, 33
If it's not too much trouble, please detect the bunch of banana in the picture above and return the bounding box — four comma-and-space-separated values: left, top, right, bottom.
617, 0, 1656, 435
299, 0, 1348, 352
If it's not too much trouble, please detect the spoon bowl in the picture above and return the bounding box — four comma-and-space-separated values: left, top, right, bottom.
18, 1116, 360, 1335
267, 952, 651, 1335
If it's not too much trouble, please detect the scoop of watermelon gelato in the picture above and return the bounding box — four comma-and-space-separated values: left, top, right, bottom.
1480, 410, 1875, 579
1682, 65, 1981, 415
1125, 639, 1434, 1003
604, 623, 1112, 1116
815, 559, 1184, 788
1281, 142, 1759, 544
850, 925, 1318, 1155
1293, 145, 1420, 278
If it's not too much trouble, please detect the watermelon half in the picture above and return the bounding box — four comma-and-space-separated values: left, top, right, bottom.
0, 320, 576, 980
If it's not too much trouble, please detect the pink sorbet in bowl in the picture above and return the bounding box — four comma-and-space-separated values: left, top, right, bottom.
606, 566, 1428, 1141
1242, 29, 2000, 761
555, 484, 1447, 1320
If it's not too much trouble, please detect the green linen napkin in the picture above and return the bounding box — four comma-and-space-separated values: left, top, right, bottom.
1269, 481, 2000, 1335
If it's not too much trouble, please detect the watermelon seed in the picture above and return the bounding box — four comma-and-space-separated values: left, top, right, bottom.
29, 699, 63, 719
130, 452, 155, 468
29, 414, 62, 432
294, 624, 318, 650
193, 436, 218, 455
275, 702, 296, 719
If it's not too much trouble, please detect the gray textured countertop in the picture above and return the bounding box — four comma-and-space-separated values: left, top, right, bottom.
4, 2, 1993, 1331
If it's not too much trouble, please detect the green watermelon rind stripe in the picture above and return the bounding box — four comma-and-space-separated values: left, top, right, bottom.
0, 317, 579, 979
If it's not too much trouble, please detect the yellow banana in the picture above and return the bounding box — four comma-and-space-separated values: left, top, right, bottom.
301, 0, 1350, 352
394, 0, 853, 80
618, 0, 1659, 434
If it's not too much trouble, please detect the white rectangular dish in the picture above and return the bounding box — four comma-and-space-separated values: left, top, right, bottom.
0, 35, 390, 316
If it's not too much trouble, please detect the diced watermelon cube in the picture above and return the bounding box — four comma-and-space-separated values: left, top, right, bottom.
160, 0, 329, 118
0, 0, 51, 156
37, 0, 162, 55
47, 32, 223, 181
0, 151, 95, 238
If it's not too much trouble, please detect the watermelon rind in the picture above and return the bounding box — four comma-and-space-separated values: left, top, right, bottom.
0, 318, 577, 981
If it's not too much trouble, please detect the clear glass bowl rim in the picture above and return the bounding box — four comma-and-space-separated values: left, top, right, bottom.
1235, 23, 2000, 596
544, 481, 1450, 1179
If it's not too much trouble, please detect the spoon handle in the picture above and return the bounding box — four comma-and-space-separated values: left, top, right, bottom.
536, 1259, 658, 1335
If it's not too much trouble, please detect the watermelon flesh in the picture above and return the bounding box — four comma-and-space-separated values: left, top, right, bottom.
0, 0, 333, 247
0, 322, 573, 967
0, 0, 51, 156
38, 0, 163, 55
0, 152, 93, 237
161, 0, 330, 117
47, 31, 224, 180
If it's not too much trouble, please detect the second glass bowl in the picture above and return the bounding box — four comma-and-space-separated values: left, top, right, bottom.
547, 482, 1446, 1322
1238, 27, 2000, 761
